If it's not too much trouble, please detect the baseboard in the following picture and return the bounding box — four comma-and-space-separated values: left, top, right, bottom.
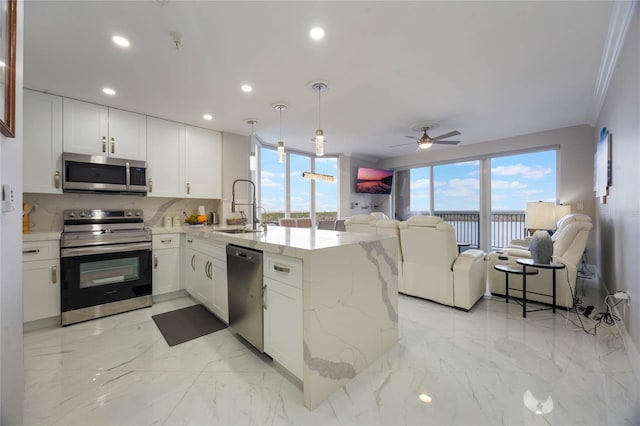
597, 267, 640, 388
152, 289, 188, 303
24, 316, 61, 332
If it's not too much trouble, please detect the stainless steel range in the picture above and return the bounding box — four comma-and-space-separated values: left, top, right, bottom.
60, 209, 152, 326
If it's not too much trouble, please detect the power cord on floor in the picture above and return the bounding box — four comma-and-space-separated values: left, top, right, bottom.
577, 249, 594, 278
563, 294, 622, 335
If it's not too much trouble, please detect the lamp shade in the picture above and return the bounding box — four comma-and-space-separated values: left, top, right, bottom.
555, 204, 571, 222
525, 201, 557, 231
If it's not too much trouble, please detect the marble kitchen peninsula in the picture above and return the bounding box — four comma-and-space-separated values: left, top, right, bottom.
185, 226, 399, 410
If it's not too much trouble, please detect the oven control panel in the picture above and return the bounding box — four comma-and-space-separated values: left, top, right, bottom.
63, 209, 144, 222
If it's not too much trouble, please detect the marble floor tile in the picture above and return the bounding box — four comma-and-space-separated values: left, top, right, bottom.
24, 280, 640, 426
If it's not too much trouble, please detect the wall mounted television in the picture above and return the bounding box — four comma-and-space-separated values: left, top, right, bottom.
356, 167, 393, 194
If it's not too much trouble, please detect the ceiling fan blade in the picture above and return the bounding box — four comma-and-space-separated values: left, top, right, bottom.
433, 140, 460, 145
432, 130, 461, 140
389, 141, 417, 148
404, 135, 417, 139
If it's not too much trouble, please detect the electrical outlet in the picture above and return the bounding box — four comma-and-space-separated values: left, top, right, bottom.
1, 184, 15, 212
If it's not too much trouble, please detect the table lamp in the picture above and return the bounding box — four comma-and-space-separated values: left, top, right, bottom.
524, 201, 556, 236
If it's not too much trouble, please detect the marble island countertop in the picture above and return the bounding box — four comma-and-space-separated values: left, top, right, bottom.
154, 225, 396, 258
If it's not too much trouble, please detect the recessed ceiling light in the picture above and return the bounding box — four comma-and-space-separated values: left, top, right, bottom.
310, 27, 325, 40
241, 84, 253, 93
102, 87, 116, 96
203, 114, 213, 121
419, 393, 432, 404
112, 35, 130, 48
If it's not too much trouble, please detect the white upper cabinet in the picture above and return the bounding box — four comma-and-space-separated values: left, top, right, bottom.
23, 90, 63, 194
62, 98, 147, 161
185, 125, 222, 199
146, 117, 186, 198
147, 117, 221, 199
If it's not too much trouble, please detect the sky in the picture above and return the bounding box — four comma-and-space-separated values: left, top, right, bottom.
410, 150, 556, 212
260, 148, 338, 213
260, 147, 555, 214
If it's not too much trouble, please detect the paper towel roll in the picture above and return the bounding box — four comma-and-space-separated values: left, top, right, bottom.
198, 205, 205, 216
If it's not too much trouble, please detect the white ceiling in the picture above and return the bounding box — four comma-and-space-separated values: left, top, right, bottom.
24, 1, 614, 161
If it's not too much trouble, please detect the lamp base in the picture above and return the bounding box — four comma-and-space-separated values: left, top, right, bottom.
529, 230, 553, 264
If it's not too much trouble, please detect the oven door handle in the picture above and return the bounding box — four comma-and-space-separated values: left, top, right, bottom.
61, 242, 152, 258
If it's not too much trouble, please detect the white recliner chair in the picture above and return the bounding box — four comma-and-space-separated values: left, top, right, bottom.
398, 216, 487, 311
487, 214, 592, 308
344, 214, 377, 234
508, 213, 592, 250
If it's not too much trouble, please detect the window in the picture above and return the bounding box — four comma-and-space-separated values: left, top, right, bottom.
289, 153, 311, 218
259, 148, 285, 222
315, 157, 338, 221
258, 145, 338, 224
394, 148, 557, 251
490, 150, 556, 248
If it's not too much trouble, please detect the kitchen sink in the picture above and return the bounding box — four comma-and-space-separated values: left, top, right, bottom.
216, 229, 261, 234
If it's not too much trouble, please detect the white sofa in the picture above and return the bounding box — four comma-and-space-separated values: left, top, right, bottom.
487, 214, 592, 308
398, 216, 487, 310
344, 214, 378, 233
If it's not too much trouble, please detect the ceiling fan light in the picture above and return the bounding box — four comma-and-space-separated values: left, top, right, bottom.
418, 140, 433, 149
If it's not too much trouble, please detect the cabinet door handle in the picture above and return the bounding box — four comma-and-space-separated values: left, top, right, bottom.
186, 182, 190, 195
111, 137, 115, 154
208, 262, 213, 279
154, 254, 159, 269
148, 178, 153, 193
54, 171, 60, 188
102, 136, 107, 152
274, 265, 290, 273
51, 265, 57, 284
22, 249, 40, 254
186, 239, 193, 244
262, 284, 267, 310
160, 239, 172, 244
191, 255, 196, 270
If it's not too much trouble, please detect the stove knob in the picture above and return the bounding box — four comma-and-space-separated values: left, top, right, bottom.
126, 211, 132, 216
80, 212, 86, 218
69, 212, 75, 218
135, 211, 141, 217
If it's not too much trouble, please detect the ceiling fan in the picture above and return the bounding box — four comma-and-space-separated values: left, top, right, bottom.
390, 127, 461, 150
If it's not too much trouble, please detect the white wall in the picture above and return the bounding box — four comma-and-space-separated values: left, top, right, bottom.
381, 124, 597, 255
221, 132, 250, 223
340, 154, 392, 218
0, 1, 24, 423
595, 5, 639, 376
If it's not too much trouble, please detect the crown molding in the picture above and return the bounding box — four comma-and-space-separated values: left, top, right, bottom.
587, 1, 637, 125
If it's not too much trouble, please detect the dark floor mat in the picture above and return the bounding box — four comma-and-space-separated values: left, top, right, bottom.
152, 304, 227, 347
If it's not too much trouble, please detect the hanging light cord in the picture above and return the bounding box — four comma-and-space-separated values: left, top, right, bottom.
279, 107, 283, 140
317, 87, 322, 129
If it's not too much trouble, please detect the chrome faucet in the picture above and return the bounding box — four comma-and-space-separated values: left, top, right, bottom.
231, 179, 258, 230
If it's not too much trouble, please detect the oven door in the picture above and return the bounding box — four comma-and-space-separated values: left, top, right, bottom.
60, 242, 152, 315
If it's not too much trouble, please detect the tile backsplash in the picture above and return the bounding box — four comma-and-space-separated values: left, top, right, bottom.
23, 193, 219, 232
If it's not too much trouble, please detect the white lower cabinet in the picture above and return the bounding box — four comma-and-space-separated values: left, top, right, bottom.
152, 234, 181, 296
263, 253, 303, 380
185, 248, 212, 306
210, 257, 229, 324
23, 240, 60, 322
184, 238, 228, 323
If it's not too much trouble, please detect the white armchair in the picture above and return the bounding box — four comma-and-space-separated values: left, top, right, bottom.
344, 214, 377, 233
398, 216, 487, 310
487, 215, 592, 308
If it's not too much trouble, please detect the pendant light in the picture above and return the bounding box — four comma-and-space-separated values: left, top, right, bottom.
273, 104, 287, 163
312, 82, 327, 156
247, 119, 258, 171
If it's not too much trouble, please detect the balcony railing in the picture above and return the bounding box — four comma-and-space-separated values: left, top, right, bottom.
420, 211, 526, 250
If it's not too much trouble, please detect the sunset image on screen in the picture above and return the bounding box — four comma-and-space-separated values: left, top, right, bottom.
356, 167, 393, 194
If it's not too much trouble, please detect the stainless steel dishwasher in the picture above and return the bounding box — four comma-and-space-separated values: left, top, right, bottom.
226, 244, 264, 351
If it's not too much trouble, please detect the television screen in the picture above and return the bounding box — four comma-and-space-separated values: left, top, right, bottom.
356, 167, 393, 194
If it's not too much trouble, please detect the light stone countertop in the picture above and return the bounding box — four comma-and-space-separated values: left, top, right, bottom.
23, 232, 61, 242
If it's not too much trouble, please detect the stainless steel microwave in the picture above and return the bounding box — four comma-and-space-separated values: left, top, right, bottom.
62, 153, 147, 194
